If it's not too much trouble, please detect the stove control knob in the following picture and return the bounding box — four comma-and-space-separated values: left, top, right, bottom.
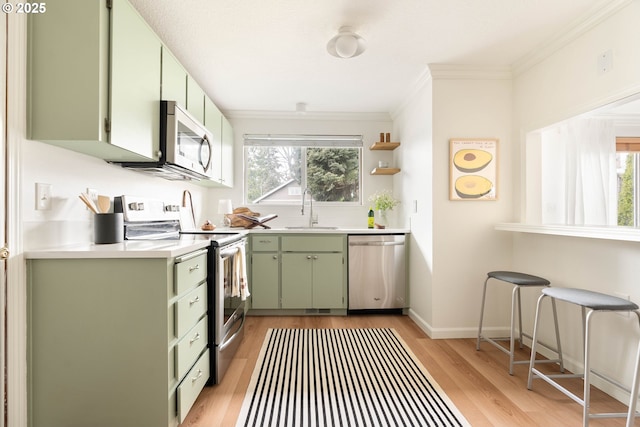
165, 204, 179, 212
128, 202, 144, 211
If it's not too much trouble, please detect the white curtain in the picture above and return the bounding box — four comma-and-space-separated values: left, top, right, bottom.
541, 118, 616, 225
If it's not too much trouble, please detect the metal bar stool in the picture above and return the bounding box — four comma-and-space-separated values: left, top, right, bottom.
527, 287, 640, 427
477, 271, 563, 375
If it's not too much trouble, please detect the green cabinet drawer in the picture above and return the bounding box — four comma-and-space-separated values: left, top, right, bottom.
175, 283, 207, 338
282, 235, 343, 252
175, 316, 208, 380
252, 235, 279, 251
177, 349, 210, 424
175, 251, 207, 295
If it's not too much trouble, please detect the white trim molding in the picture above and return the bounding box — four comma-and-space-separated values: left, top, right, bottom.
7, 12, 28, 427
495, 222, 640, 242
225, 109, 391, 122
512, 0, 633, 76
408, 308, 493, 340
427, 64, 512, 81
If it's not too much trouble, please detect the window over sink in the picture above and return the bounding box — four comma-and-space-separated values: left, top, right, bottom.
243, 134, 362, 205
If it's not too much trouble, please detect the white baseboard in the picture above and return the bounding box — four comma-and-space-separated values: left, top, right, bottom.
407, 309, 510, 339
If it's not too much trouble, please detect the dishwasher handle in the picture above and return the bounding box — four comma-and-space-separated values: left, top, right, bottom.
349, 241, 404, 247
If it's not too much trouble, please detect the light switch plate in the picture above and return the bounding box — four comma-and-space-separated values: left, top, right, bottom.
35, 183, 52, 210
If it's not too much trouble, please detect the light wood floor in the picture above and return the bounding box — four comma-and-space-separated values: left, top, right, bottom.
181, 315, 639, 427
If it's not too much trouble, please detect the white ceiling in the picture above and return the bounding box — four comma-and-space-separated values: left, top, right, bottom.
129, 0, 613, 115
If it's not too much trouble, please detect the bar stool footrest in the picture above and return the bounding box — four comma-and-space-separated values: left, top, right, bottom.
531, 368, 585, 406
531, 368, 634, 422
480, 335, 563, 366
590, 412, 640, 420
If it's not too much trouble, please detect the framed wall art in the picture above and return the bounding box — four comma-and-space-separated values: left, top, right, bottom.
449, 138, 498, 201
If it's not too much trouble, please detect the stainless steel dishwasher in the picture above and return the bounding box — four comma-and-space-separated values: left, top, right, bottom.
348, 234, 406, 312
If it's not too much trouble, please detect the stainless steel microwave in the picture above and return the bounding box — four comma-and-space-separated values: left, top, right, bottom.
112, 100, 215, 181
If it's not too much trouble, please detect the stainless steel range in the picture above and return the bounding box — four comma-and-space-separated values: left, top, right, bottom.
115, 195, 247, 384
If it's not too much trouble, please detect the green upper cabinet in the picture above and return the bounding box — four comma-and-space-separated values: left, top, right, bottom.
110, 0, 161, 160
199, 95, 233, 188
27, 0, 161, 162
161, 47, 187, 107
221, 116, 235, 187
186, 75, 205, 124
204, 96, 223, 183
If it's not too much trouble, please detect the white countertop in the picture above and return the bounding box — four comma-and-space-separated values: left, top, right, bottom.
24, 237, 212, 259
221, 227, 411, 234
24, 228, 410, 259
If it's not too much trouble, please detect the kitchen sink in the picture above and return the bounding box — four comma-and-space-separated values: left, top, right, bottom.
284, 226, 339, 230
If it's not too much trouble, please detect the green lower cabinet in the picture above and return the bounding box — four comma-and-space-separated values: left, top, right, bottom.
281, 252, 345, 309
312, 253, 345, 308
281, 253, 314, 308
251, 253, 280, 309
250, 234, 347, 311
27, 249, 209, 427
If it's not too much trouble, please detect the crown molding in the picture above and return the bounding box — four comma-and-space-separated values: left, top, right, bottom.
512, 0, 632, 76
390, 64, 512, 119
390, 66, 432, 120
427, 64, 512, 80
224, 109, 392, 122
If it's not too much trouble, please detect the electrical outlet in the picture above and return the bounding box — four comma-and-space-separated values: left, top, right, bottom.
598, 49, 613, 74
86, 188, 98, 208
35, 183, 52, 210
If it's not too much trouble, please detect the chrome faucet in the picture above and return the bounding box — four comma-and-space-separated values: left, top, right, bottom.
301, 188, 318, 227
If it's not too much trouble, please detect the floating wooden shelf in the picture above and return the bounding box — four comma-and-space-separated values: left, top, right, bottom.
370, 167, 401, 175
369, 142, 400, 150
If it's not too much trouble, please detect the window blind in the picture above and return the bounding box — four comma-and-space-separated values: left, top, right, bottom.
244, 134, 363, 147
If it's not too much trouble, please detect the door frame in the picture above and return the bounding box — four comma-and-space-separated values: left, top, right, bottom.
0, 9, 6, 427
5, 12, 28, 427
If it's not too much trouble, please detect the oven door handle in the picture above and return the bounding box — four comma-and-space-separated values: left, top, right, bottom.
220, 246, 240, 259
218, 313, 245, 352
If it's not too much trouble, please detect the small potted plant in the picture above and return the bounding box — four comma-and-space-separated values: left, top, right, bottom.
368, 190, 399, 228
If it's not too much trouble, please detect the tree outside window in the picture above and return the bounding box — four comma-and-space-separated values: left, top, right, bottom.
244, 135, 362, 204
617, 152, 639, 227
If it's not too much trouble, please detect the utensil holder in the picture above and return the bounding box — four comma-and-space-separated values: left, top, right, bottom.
94, 213, 124, 244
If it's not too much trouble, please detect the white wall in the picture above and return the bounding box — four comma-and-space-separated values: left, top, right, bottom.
432, 70, 514, 338
392, 75, 434, 328
511, 0, 640, 403
20, 139, 210, 249
393, 67, 514, 338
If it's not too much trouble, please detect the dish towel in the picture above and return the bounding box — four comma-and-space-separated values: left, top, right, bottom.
232, 244, 250, 301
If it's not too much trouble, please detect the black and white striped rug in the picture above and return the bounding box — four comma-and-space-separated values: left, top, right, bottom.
236, 328, 469, 427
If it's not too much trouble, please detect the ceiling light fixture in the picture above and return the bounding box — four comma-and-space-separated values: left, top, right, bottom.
327, 26, 366, 59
